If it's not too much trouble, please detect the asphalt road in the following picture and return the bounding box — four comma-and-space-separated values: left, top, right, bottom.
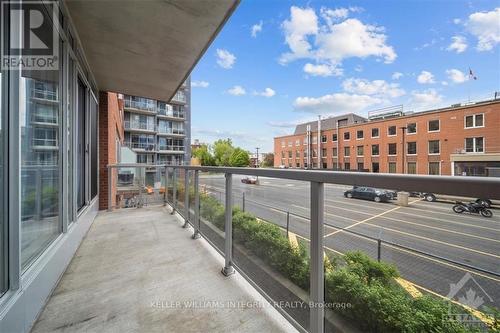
199, 174, 500, 310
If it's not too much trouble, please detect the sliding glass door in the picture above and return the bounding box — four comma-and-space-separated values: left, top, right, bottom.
76, 77, 86, 211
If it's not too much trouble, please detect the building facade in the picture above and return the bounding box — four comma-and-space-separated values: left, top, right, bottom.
274, 99, 500, 176
123, 78, 191, 166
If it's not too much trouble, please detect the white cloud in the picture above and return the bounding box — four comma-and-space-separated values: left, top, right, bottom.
391, 72, 403, 80
466, 8, 500, 51
216, 49, 236, 69
227, 85, 246, 96
280, 6, 396, 72
447, 36, 468, 53
303, 63, 342, 77
251, 20, 263, 38
446, 69, 468, 83
254, 87, 276, 97
293, 92, 382, 115
411, 89, 443, 106
342, 78, 405, 98
441, 81, 449, 86
453, 18, 462, 24
192, 80, 209, 88
417, 70, 435, 84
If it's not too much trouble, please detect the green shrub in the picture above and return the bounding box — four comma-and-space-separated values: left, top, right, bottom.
343, 251, 399, 285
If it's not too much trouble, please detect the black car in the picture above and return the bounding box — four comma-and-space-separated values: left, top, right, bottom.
344, 186, 392, 203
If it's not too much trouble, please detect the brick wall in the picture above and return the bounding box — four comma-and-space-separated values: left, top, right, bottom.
274, 101, 500, 175
99, 92, 124, 210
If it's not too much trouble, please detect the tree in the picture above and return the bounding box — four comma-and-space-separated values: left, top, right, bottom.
213, 139, 234, 166
261, 153, 274, 167
229, 147, 250, 167
192, 144, 215, 166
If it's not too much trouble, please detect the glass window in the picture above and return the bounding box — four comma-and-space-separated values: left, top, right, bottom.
332, 148, 338, 156
407, 142, 417, 155
344, 162, 351, 170
344, 147, 350, 157
372, 144, 379, 156
465, 137, 484, 153
322, 148, 327, 157
429, 162, 440, 175
388, 162, 397, 173
20, 40, 63, 269
428, 120, 439, 132
357, 130, 364, 139
0, 69, 6, 293
90, 98, 98, 199
371, 128, 379, 137
407, 123, 417, 134
332, 133, 337, 141
388, 125, 396, 136
357, 162, 364, 170
343, 132, 350, 140
428, 140, 440, 154
321, 135, 327, 143
465, 114, 484, 128
388, 143, 397, 155
288, 151, 292, 158
408, 162, 417, 174
357, 145, 364, 156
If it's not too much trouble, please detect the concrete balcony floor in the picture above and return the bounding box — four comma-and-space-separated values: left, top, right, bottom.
31, 206, 297, 333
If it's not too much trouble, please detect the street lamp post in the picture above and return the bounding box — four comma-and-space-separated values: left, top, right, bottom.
255, 147, 260, 182
400, 126, 407, 174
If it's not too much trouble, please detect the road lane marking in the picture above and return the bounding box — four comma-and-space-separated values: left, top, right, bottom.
395, 277, 423, 298
401, 205, 500, 226
326, 198, 389, 211
324, 206, 402, 238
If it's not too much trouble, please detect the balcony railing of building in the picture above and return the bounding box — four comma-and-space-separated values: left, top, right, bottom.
171, 91, 186, 103
123, 141, 156, 151
106, 164, 500, 333
157, 108, 185, 119
31, 88, 58, 101
32, 114, 58, 125
123, 99, 157, 112
32, 138, 58, 147
124, 120, 155, 132
158, 145, 184, 152
157, 126, 185, 135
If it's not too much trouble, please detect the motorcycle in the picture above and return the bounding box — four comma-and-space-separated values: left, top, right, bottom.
452, 201, 493, 218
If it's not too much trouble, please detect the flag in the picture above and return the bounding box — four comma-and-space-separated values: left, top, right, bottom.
469, 68, 477, 80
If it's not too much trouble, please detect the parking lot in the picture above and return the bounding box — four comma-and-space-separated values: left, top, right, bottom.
199, 174, 500, 310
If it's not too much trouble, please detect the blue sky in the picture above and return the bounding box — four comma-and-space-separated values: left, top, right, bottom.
191, 0, 500, 153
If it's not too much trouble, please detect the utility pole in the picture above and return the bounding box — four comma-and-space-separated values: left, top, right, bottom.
400, 126, 407, 174
255, 147, 260, 183
317, 115, 321, 169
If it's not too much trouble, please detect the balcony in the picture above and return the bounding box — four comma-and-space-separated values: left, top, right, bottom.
157, 127, 185, 136
31, 88, 58, 103
170, 91, 187, 104
31, 206, 295, 333
124, 120, 156, 133
157, 107, 185, 119
158, 145, 185, 153
31, 114, 58, 126
123, 99, 157, 114
32, 138, 58, 150
123, 141, 156, 151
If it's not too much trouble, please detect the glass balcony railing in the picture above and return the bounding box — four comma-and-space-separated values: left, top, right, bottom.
123, 142, 156, 151
171, 91, 186, 103
158, 145, 184, 152
157, 108, 185, 119
124, 121, 155, 131
32, 89, 58, 101
32, 138, 58, 147
105, 164, 500, 333
157, 127, 185, 135
32, 114, 58, 124
123, 99, 157, 112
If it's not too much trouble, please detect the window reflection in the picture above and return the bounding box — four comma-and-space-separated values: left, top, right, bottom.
20, 67, 61, 269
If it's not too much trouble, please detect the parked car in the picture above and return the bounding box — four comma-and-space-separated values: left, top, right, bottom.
241, 176, 258, 184
410, 192, 492, 206
344, 186, 392, 203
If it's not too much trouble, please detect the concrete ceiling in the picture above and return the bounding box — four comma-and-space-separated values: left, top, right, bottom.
64, 0, 239, 101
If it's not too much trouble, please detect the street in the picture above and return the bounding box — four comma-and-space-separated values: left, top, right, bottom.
199, 173, 500, 310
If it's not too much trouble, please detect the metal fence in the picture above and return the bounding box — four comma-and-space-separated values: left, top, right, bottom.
107, 164, 500, 333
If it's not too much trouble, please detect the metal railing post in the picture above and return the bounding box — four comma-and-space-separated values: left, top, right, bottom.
286, 211, 290, 238
221, 173, 235, 276
242, 192, 245, 212
192, 170, 201, 239
183, 170, 190, 228
310, 181, 324, 333
107, 166, 113, 211
171, 168, 177, 214
377, 239, 382, 262
164, 166, 168, 205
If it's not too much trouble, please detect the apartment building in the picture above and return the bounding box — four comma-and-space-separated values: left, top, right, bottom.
123, 79, 191, 166
274, 98, 500, 176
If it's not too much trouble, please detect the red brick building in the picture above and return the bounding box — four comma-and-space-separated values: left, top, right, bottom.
274, 99, 500, 176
